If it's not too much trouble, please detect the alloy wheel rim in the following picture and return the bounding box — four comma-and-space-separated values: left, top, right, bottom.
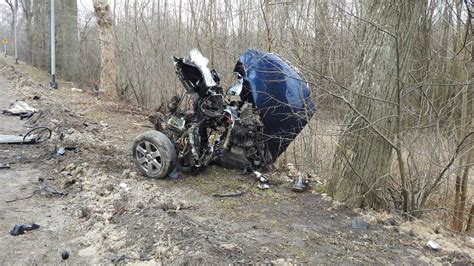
136, 141, 162, 175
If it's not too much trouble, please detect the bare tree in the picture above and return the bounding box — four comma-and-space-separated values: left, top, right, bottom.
328, 1, 423, 210
56, 0, 79, 80
452, 0, 473, 232
31, 0, 49, 68
19, 0, 33, 63
93, 0, 117, 99
4, 0, 15, 40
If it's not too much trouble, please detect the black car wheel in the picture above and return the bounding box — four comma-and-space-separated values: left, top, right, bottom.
132, 131, 176, 178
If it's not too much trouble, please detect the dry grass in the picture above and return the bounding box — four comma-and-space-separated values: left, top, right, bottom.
281, 109, 473, 229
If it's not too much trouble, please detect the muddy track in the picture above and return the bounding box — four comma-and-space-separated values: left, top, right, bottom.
0, 57, 472, 264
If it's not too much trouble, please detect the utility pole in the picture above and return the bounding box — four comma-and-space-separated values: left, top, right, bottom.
14, 0, 18, 64
49, 0, 58, 89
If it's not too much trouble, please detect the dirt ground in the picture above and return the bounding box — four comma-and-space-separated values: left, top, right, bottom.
0, 57, 473, 264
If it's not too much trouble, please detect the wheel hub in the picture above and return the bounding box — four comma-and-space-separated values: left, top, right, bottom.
135, 140, 163, 175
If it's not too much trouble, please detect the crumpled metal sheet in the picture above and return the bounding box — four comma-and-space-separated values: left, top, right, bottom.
238, 48, 316, 158
2, 100, 38, 115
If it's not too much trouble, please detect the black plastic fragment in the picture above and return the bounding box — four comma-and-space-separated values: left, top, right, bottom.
61, 250, 70, 260
10, 223, 40, 236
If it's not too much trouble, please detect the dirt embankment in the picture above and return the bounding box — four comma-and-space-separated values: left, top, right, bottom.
0, 57, 472, 264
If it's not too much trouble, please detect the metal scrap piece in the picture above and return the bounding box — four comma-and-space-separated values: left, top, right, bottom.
2, 100, 38, 115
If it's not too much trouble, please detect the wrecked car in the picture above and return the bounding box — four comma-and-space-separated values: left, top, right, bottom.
132, 48, 315, 184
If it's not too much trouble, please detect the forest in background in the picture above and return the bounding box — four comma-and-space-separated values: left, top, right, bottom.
1, 0, 472, 233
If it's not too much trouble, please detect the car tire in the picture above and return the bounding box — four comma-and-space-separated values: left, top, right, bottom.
132, 130, 176, 179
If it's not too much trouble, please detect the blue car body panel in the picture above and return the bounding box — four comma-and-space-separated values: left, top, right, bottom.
239, 48, 316, 159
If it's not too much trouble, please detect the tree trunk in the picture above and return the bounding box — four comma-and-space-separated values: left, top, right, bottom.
20, 0, 33, 63
466, 204, 474, 233
56, 0, 78, 80
93, 0, 117, 100
430, 2, 452, 111
328, 1, 422, 210
32, 0, 49, 68
459, 1, 473, 232
6, 0, 14, 49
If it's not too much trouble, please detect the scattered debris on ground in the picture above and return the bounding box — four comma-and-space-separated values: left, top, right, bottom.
61, 250, 70, 260
0, 126, 51, 144
52, 146, 80, 158
5, 180, 67, 203
351, 217, 370, 230
10, 223, 40, 236
2, 100, 37, 117
399, 219, 474, 258
427, 240, 441, 251
0, 58, 472, 264
71, 87, 83, 93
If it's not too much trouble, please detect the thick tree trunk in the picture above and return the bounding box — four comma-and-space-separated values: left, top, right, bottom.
22, 0, 33, 64
328, 1, 421, 210
56, 0, 78, 80
93, 0, 117, 100
466, 204, 474, 233
453, 1, 474, 232
434, 3, 452, 110
32, 0, 49, 68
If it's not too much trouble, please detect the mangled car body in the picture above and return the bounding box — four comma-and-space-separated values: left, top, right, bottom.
132, 48, 315, 181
